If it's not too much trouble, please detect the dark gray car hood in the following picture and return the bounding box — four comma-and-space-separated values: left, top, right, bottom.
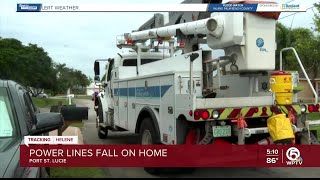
0, 139, 19, 178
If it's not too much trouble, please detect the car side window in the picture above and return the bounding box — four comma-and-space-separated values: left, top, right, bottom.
0, 88, 16, 138
25, 91, 37, 113
123, 59, 137, 66
0, 87, 18, 152
24, 92, 37, 123
107, 59, 114, 82
17, 87, 35, 131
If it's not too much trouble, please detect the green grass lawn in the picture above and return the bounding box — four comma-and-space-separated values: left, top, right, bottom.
32, 97, 73, 108
69, 122, 84, 128
74, 95, 93, 100
307, 113, 320, 120
307, 113, 320, 141
50, 167, 107, 178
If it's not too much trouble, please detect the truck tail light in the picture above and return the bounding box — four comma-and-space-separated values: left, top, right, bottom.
201, 110, 209, 120
315, 104, 320, 112
193, 109, 209, 120
194, 110, 201, 120
308, 104, 315, 112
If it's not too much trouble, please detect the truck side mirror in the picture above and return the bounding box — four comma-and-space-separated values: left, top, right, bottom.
94, 61, 100, 76
30, 112, 64, 135
102, 81, 108, 87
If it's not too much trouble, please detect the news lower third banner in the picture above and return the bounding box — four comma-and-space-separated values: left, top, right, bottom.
16, 3, 306, 12
20, 144, 320, 167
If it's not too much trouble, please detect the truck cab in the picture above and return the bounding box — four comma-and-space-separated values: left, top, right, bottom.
94, 50, 171, 137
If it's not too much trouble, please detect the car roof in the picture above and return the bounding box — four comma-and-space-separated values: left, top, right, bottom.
0, 79, 18, 88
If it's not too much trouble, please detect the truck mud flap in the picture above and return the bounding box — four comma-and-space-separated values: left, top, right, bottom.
60, 106, 89, 121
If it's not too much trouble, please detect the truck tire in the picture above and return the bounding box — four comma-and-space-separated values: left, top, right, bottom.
45, 167, 50, 177
98, 125, 108, 139
98, 99, 104, 123
139, 118, 161, 175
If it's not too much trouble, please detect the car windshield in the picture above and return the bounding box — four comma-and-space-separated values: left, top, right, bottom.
0, 87, 17, 152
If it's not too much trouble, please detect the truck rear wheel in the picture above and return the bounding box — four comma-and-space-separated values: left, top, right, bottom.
45, 167, 50, 177
97, 98, 103, 122
139, 118, 161, 175
98, 125, 108, 139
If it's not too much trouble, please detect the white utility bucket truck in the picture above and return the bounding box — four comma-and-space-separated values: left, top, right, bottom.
93, 0, 320, 174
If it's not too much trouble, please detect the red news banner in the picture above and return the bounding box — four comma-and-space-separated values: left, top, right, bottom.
20, 145, 320, 167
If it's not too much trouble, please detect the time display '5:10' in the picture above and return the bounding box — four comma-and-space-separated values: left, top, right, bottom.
267, 149, 279, 155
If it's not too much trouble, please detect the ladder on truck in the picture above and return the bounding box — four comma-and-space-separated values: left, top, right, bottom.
200, 47, 320, 145
280, 47, 319, 144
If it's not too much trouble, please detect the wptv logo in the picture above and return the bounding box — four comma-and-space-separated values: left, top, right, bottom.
286, 147, 303, 166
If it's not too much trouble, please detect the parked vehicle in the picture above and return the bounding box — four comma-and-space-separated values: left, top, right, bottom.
36, 93, 48, 99
93, 3, 320, 174
0, 80, 64, 178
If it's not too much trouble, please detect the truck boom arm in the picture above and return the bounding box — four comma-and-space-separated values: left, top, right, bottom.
128, 16, 224, 41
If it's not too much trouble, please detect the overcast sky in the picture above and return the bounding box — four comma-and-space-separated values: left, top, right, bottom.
0, 0, 318, 79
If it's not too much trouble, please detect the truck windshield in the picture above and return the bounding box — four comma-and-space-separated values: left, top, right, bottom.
0, 88, 17, 152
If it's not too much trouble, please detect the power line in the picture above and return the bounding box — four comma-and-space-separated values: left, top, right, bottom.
278, 6, 315, 20
311, 6, 316, 15
285, 0, 296, 4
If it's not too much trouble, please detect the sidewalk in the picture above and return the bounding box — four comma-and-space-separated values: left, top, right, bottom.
49, 126, 84, 144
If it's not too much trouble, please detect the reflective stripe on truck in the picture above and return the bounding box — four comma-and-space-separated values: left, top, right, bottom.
190, 104, 317, 121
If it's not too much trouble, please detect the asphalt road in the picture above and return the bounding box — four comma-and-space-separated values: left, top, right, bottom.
75, 99, 320, 178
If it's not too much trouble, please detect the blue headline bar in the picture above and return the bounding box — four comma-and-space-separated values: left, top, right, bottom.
17, 4, 42, 12
207, 4, 258, 12
16, 3, 304, 12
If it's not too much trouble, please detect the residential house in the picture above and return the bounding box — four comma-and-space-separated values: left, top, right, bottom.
86, 82, 101, 96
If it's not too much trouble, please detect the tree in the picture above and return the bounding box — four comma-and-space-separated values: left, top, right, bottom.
276, 22, 294, 70
311, 2, 320, 81
0, 38, 24, 80
88, 76, 93, 83
0, 38, 57, 96
276, 19, 320, 82
101, 73, 106, 82
23, 43, 57, 96
0, 37, 90, 96
289, 28, 319, 80
314, 3, 320, 32
52, 63, 90, 95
